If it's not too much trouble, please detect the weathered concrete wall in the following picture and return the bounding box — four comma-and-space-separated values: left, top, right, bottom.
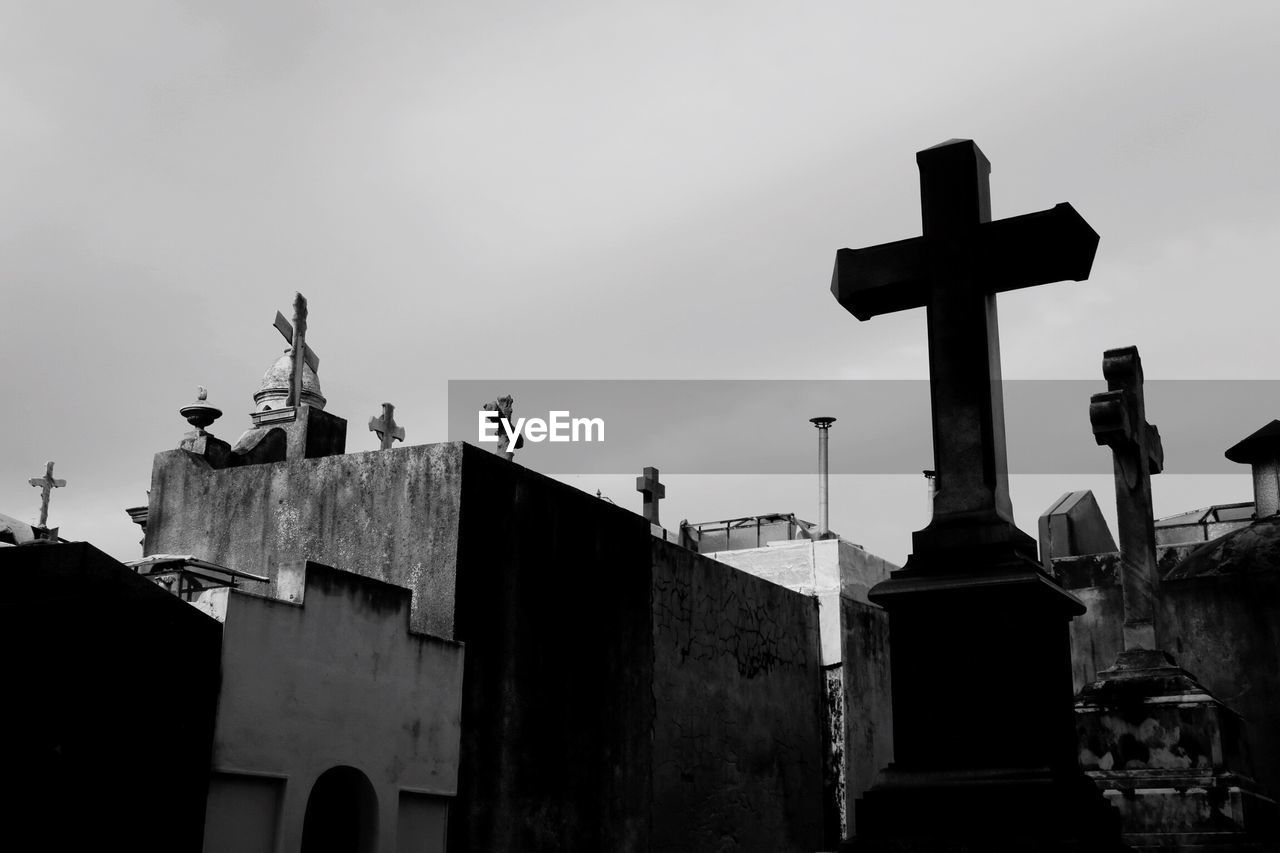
0, 543, 221, 853
838, 540, 895, 603
707, 538, 893, 666
1159, 574, 1280, 795
146, 442, 464, 637
678, 535, 896, 842
705, 538, 893, 603
147, 440, 829, 852
651, 539, 826, 853
204, 562, 464, 853
706, 538, 838, 593
840, 595, 893, 840
452, 447, 827, 853
451, 447, 658, 853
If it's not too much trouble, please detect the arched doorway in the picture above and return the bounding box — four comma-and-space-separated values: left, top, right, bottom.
300, 766, 378, 853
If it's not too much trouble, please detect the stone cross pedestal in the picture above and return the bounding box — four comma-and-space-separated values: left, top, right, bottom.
832, 140, 1122, 851
28, 461, 66, 529
1089, 346, 1163, 651
369, 403, 406, 450
636, 466, 665, 526
1075, 347, 1278, 847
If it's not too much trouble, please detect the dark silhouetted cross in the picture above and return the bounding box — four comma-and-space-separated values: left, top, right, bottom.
636, 466, 665, 526
1090, 346, 1163, 650
831, 139, 1099, 555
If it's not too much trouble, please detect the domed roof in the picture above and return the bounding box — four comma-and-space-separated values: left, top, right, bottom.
254, 349, 326, 411
1165, 515, 1280, 579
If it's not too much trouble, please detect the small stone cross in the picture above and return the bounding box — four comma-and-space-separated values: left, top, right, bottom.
1090, 346, 1163, 650
28, 461, 66, 529
636, 466, 665, 526
369, 402, 406, 450
273, 292, 320, 408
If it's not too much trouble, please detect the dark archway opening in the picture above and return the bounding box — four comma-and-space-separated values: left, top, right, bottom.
300, 765, 378, 853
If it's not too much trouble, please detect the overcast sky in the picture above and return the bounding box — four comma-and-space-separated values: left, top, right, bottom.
3, 1, 1278, 565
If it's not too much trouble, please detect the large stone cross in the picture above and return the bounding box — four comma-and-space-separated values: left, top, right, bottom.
28, 461, 66, 529
273, 292, 320, 408
369, 402, 406, 450
831, 139, 1099, 555
636, 466, 665, 526
1090, 346, 1163, 650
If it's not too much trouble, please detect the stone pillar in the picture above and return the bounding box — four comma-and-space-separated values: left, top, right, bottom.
1226, 420, 1280, 519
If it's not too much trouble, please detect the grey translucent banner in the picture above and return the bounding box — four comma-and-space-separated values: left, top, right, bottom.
447, 380, 1277, 475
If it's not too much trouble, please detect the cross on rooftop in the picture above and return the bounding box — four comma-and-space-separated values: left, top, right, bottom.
273, 292, 320, 408
636, 466, 665, 526
28, 461, 66, 529
1090, 346, 1164, 650
831, 139, 1099, 557
369, 402, 406, 450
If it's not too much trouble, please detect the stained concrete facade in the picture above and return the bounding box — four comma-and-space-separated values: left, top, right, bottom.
146, 442, 463, 637
198, 561, 464, 853
145, 439, 827, 853
650, 540, 826, 850
704, 537, 892, 663
703, 536, 895, 842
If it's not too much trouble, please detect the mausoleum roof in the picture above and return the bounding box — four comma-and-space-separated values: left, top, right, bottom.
1165, 515, 1280, 579
1225, 420, 1280, 463
254, 349, 326, 411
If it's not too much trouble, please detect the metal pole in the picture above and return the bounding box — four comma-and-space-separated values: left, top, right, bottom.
810, 417, 836, 538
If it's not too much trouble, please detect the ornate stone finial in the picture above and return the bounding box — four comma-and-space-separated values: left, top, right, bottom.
179, 386, 234, 462
180, 386, 223, 432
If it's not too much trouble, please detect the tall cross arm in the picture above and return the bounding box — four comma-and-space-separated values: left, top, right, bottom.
636, 467, 666, 499
273, 311, 320, 372
831, 236, 931, 321
1146, 423, 1164, 475
831, 203, 1098, 322
637, 481, 667, 499
29, 478, 66, 488
369, 417, 406, 442
1089, 391, 1164, 474
1090, 390, 1134, 452
1098, 346, 1163, 473
974, 203, 1100, 296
